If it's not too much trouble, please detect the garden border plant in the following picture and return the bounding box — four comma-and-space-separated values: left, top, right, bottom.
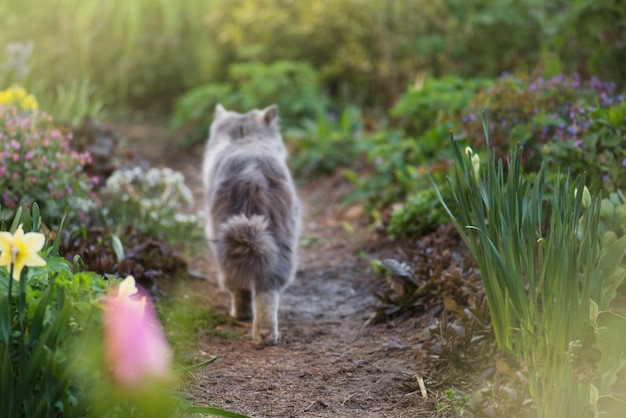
434, 119, 626, 417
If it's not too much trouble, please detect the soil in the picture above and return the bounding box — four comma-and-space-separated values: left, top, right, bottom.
118, 124, 456, 418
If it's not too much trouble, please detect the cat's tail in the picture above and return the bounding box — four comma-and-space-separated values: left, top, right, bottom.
216, 214, 278, 281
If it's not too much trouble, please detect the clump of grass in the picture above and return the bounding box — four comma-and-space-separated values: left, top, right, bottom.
435, 118, 626, 417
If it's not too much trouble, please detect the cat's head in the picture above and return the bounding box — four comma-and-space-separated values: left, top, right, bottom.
209, 104, 281, 145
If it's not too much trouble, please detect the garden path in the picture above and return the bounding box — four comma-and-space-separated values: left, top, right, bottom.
121, 124, 444, 418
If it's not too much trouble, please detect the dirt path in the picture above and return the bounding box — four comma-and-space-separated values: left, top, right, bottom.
121, 126, 443, 417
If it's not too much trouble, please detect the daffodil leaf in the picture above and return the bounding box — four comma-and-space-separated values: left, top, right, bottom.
111, 235, 125, 262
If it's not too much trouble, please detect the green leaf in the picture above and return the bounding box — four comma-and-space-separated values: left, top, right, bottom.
111, 235, 125, 262
591, 235, 626, 310
590, 299, 599, 326
10, 206, 23, 232
31, 202, 41, 233
597, 395, 626, 417
596, 311, 626, 394
50, 214, 67, 257
590, 384, 599, 410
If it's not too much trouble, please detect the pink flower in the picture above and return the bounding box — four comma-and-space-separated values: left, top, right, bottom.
25, 151, 33, 160
12, 153, 19, 162
10, 139, 20, 150
102, 276, 172, 387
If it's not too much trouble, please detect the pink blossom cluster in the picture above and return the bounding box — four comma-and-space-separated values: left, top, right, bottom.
0, 105, 97, 221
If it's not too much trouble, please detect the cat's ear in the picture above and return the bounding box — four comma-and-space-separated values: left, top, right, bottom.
260, 104, 279, 126
215, 103, 226, 118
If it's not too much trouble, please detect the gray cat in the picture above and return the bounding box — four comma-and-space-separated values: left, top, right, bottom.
202, 104, 300, 344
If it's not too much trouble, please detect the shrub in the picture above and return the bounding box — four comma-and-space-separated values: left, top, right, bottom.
0, 98, 97, 225
387, 181, 451, 239
390, 75, 492, 137
460, 74, 626, 192
342, 76, 487, 219
286, 106, 362, 179
343, 129, 423, 212
171, 60, 327, 146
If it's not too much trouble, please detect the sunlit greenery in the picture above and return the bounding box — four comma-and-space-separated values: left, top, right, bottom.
1, 0, 626, 416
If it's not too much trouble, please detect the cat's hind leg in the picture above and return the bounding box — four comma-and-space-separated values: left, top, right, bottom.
230, 288, 253, 321
253, 290, 280, 345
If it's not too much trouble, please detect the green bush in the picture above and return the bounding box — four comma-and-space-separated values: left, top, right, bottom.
387, 182, 451, 239
390, 75, 492, 137
2, 0, 624, 115
171, 60, 327, 146
0, 102, 97, 225
343, 129, 424, 211
460, 74, 626, 192
551, 0, 626, 88
286, 106, 362, 179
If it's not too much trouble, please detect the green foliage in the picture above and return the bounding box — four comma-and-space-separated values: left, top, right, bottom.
2, 0, 625, 116
37, 77, 108, 127
387, 182, 451, 239
171, 60, 327, 146
436, 389, 471, 417
343, 129, 424, 211
98, 167, 202, 244
0, 207, 109, 418
436, 133, 626, 417
203, 0, 579, 107
0, 0, 219, 109
391, 75, 492, 137
551, 0, 626, 87
0, 104, 97, 225
287, 106, 362, 179
342, 76, 489, 221
460, 74, 626, 192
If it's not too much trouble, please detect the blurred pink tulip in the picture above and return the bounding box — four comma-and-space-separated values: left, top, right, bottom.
103, 276, 172, 387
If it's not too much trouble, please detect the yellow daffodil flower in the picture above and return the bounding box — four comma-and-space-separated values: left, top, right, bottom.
0, 224, 46, 280
112, 275, 147, 312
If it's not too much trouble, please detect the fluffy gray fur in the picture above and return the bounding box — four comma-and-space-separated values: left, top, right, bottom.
202, 104, 301, 344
